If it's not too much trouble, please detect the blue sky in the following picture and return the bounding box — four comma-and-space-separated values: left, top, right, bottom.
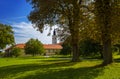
0, 0, 30, 23
0, 0, 52, 44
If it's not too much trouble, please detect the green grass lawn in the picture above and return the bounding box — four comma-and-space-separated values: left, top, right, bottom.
0, 56, 120, 79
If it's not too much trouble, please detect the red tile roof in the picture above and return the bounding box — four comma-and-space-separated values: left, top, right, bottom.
15, 44, 25, 49
6, 43, 62, 50
43, 44, 63, 49
5, 44, 25, 51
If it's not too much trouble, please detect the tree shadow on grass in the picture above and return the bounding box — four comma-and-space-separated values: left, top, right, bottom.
17, 66, 104, 79
114, 58, 120, 63
0, 61, 76, 79
0, 59, 104, 79
36, 58, 71, 63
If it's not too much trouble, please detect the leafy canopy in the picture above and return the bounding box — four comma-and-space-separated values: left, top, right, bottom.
0, 23, 14, 49
25, 38, 45, 56
27, 0, 97, 61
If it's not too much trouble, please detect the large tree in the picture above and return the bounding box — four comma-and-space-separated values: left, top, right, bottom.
27, 0, 90, 61
95, 0, 120, 65
0, 23, 14, 49
27, 0, 120, 64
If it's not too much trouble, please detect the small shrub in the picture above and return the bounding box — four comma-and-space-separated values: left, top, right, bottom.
10, 47, 22, 57
0, 52, 5, 57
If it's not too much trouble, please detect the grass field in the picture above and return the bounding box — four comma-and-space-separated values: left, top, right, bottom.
0, 56, 120, 79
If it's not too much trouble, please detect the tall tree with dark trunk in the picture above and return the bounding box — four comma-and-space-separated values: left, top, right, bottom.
27, 0, 89, 62
95, 0, 113, 65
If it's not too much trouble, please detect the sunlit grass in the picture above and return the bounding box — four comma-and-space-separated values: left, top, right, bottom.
0, 56, 120, 79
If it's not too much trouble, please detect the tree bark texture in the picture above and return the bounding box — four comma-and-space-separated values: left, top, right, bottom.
71, 32, 80, 62
70, 0, 81, 62
95, 0, 113, 65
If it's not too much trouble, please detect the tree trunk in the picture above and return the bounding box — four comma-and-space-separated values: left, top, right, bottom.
70, 0, 81, 62
102, 0, 113, 65
95, 0, 113, 66
70, 21, 80, 62
71, 37, 80, 62
102, 35, 113, 65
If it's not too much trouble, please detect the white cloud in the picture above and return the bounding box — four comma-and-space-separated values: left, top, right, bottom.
11, 22, 52, 44
8, 16, 26, 20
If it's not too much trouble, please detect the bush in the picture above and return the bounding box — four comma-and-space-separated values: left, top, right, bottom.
10, 47, 22, 57
60, 43, 72, 55
0, 52, 5, 57
79, 38, 102, 58
25, 38, 45, 56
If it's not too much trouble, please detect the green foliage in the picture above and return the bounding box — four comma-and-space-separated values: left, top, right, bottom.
27, 0, 93, 61
0, 52, 4, 57
27, 0, 119, 63
10, 47, 22, 57
79, 38, 102, 57
60, 43, 72, 55
25, 38, 45, 56
0, 23, 14, 49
